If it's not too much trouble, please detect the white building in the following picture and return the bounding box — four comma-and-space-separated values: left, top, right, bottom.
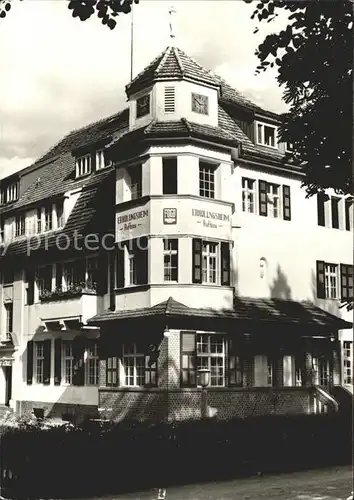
0, 44, 352, 422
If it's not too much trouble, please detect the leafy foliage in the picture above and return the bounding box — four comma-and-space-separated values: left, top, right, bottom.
249, 0, 353, 197
0, 0, 139, 29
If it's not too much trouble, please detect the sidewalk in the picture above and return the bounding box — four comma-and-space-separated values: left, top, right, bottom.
81, 466, 352, 500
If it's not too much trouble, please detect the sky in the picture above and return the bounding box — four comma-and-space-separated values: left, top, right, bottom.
0, 0, 289, 179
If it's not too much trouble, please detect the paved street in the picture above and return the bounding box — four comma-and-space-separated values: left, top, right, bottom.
96, 465, 353, 500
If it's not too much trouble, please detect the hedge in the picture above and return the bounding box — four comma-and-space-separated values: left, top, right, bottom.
0, 413, 351, 499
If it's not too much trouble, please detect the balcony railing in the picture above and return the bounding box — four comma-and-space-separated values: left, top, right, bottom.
39, 282, 97, 302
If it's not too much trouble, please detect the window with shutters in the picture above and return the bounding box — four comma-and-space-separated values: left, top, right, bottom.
85, 341, 99, 385
130, 164, 142, 200
324, 263, 339, 299
257, 180, 290, 220
266, 183, 280, 218
106, 357, 119, 387
317, 193, 352, 230
199, 161, 215, 198
162, 157, 177, 194
163, 239, 178, 282
202, 241, 218, 284
62, 341, 74, 385
256, 122, 278, 148
343, 341, 352, 385
34, 341, 45, 384
242, 178, 256, 213
228, 339, 244, 387
164, 86, 175, 113
122, 342, 157, 387
76, 154, 92, 178
15, 214, 25, 238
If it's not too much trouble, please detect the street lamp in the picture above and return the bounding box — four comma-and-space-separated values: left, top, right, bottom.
198, 368, 211, 419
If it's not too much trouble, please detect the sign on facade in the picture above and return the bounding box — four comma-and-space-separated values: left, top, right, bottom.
191, 208, 230, 229
163, 208, 177, 225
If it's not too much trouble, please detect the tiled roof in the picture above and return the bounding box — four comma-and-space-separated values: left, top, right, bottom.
126, 46, 219, 96
88, 296, 352, 330
1, 170, 115, 259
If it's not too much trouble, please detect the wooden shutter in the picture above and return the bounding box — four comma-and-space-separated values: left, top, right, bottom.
136, 237, 148, 285
43, 339, 51, 385
27, 340, 34, 385
56, 263, 62, 290
258, 180, 268, 216
72, 336, 85, 386
316, 260, 326, 299
282, 185, 291, 221
97, 252, 108, 295
192, 238, 202, 284
27, 268, 35, 305
340, 264, 354, 300
109, 250, 116, 311
180, 331, 196, 387
54, 338, 62, 385
116, 246, 125, 288
220, 242, 231, 286
317, 194, 325, 226
228, 338, 244, 387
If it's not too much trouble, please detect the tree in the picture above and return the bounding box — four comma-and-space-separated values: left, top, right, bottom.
0, 0, 138, 29
248, 0, 353, 198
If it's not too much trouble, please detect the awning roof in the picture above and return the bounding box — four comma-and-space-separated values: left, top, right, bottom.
88, 296, 352, 330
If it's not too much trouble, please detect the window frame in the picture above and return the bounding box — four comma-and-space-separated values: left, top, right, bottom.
256, 122, 278, 149
36, 265, 53, 298
163, 238, 178, 282
324, 263, 339, 299
15, 213, 26, 238
242, 177, 256, 214
129, 164, 142, 200
34, 341, 45, 384
85, 340, 99, 386
136, 94, 151, 119
76, 154, 92, 178
6, 183, 18, 203
122, 342, 156, 388
343, 341, 352, 385
199, 161, 216, 199
266, 182, 281, 218
96, 149, 106, 170
62, 340, 74, 385
4, 302, 13, 339
201, 241, 219, 285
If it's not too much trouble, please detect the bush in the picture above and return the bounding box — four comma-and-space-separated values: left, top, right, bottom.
0, 413, 351, 499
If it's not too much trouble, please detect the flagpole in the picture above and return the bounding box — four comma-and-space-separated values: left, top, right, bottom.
130, 1, 134, 81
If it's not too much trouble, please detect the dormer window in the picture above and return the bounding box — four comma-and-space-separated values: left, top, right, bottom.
96, 150, 105, 170
164, 86, 175, 113
191, 93, 209, 115
256, 122, 278, 148
1, 182, 19, 204
136, 94, 150, 119
76, 154, 91, 178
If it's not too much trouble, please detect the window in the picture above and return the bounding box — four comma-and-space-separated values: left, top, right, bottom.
96, 150, 105, 170
343, 341, 352, 385
4, 303, 13, 338
125, 240, 148, 286
130, 164, 142, 200
191, 93, 209, 115
128, 250, 137, 285
85, 341, 99, 385
36, 265, 52, 297
6, 182, 18, 203
197, 334, 225, 387
163, 239, 178, 281
56, 201, 64, 228
63, 261, 85, 290
62, 341, 74, 385
256, 122, 277, 148
136, 94, 150, 118
324, 263, 339, 299
35, 342, 45, 384
267, 357, 273, 386
86, 257, 99, 290
331, 197, 340, 229
162, 157, 177, 195
345, 198, 353, 231
228, 339, 244, 387
340, 264, 353, 300
313, 356, 329, 386
76, 154, 92, 178
44, 204, 52, 231
122, 342, 157, 387
202, 241, 218, 284
164, 86, 175, 113
199, 161, 215, 198
242, 177, 256, 213
266, 183, 280, 218
106, 357, 119, 387
15, 214, 25, 237
36, 208, 42, 233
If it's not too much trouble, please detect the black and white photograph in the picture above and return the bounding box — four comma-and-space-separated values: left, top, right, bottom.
0, 0, 352, 499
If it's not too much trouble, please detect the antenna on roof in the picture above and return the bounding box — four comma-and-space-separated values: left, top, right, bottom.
130, 0, 135, 81
168, 5, 176, 46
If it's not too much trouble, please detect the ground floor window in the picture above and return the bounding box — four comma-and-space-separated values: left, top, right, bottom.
121, 342, 157, 388
86, 340, 99, 385
312, 356, 329, 386
35, 342, 45, 384
343, 341, 352, 385
62, 341, 74, 385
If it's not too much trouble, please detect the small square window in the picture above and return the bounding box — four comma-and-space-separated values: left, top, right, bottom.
136, 94, 150, 118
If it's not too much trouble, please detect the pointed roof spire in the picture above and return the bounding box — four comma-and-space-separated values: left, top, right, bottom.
168, 5, 176, 46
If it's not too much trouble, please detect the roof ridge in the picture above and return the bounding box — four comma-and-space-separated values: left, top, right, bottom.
175, 47, 220, 86
155, 46, 173, 75
172, 46, 184, 75
126, 48, 167, 90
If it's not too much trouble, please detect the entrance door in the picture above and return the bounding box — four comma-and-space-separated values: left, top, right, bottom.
5, 366, 12, 407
